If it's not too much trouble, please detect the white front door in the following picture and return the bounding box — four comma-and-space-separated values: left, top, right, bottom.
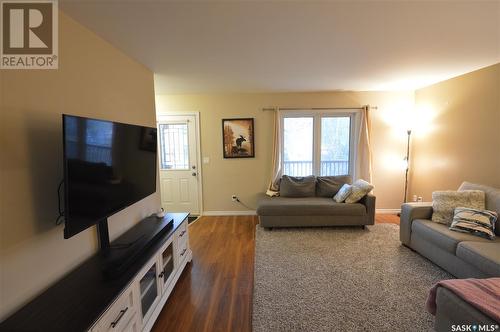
157, 115, 200, 215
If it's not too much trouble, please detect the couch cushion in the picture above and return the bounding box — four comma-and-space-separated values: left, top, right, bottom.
333, 184, 352, 203
450, 207, 497, 240
316, 175, 352, 197
431, 190, 485, 225
459, 182, 500, 235
257, 196, 366, 216
456, 241, 500, 276
345, 179, 374, 203
411, 219, 492, 254
279, 175, 316, 197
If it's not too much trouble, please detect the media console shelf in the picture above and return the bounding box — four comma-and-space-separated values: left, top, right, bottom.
0, 213, 192, 332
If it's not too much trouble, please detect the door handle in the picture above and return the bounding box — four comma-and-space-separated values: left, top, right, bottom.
192, 172, 197, 176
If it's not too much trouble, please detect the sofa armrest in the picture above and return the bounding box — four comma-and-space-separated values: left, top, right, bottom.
359, 194, 376, 225
400, 203, 433, 246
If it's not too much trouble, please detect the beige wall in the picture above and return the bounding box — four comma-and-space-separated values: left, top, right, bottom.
0, 12, 159, 320
156, 91, 414, 212
410, 63, 500, 199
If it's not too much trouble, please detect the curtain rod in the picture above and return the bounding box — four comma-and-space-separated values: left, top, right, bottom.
261, 106, 377, 111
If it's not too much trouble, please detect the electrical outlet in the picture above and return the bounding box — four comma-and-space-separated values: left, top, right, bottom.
231, 195, 238, 202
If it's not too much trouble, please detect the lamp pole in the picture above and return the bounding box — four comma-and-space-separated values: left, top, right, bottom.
403, 129, 412, 203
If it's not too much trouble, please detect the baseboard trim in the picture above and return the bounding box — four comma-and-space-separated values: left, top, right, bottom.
376, 208, 401, 214
202, 210, 257, 216
203, 209, 399, 216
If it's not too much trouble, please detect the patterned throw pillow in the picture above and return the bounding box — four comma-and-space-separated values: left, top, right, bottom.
333, 184, 352, 203
344, 179, 374, 204
432, 190, 485, 225
449, 207, 497, 240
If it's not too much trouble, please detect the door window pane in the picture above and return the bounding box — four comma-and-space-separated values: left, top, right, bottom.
159, 123, 189, 170
321, 117, 350, 176
283, 117, 313, 176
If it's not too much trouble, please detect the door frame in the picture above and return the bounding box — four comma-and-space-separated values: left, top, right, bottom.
157, 112, 203, 216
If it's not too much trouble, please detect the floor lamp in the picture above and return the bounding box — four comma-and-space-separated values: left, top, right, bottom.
403, 129, 412, 203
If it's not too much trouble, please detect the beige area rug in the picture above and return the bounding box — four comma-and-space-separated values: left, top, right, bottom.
253, 224, 452, 331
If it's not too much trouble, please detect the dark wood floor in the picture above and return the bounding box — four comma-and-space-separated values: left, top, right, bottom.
152, 214, 399, 332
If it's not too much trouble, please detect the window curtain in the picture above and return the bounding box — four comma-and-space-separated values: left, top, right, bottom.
266, 108, 282, 196
354, 105, 373, 183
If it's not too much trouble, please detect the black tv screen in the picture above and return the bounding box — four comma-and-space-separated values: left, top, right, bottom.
62, 115, 157, 239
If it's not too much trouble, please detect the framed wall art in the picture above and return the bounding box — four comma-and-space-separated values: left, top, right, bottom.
222, 118, 255, 158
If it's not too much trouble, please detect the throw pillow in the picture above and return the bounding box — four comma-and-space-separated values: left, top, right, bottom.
316, 175, 352, 197
333, 184, 352, 203
432, 190, 485, 225
458, 181, 500, 236
279, 175, 316, 197
449, 207, 497, 240
344, 179, 374, 203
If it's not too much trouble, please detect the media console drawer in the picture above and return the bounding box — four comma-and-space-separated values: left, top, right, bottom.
176, 221, 189, 255
91, 284, 137, 332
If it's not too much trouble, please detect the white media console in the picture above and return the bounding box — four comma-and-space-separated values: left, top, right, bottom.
0, 213, 192, 332
90, 216, 192, 332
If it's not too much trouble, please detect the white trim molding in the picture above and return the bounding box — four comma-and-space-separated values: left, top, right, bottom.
376, 208, 401, 214
202, 210, 257, 216
203, 209, 399, 216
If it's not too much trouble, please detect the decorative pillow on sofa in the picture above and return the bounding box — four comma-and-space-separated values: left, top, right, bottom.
458, 181, 500, 236
279, 175, 316, 197
449, 207, 497, 240
316, 175, 352, 197
431, 190, 485, 225
344, 179, 374, 203
333, 184, 352, 203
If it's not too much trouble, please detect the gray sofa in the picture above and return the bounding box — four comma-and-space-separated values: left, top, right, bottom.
400, 181, 500, 329
257, 175, 376, 229
434, 287, 498, 330
400, 182, 500, 278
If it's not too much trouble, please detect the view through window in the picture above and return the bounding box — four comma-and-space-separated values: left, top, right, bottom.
283, 112, 353, 177
158, 123, 189, 170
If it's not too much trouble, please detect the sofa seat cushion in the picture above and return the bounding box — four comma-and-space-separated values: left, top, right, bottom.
411, 219, 492, 254
456, 241, 500, 276
257, 197, 366, 216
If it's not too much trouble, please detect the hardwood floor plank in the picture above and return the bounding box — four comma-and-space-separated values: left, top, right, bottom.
151, 213, 399, 331
375, 213, 400, 224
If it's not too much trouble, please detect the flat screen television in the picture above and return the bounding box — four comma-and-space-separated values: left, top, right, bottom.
62, 115, 157, 239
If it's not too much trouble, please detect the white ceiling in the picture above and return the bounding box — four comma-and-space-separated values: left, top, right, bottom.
60, 1, 500, 94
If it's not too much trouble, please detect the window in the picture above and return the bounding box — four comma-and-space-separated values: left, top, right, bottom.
283, 117, 313, 176
282, 111, 355, 177
158, 123, 189, 170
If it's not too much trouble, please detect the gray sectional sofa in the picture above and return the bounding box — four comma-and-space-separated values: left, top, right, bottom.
257, 175, 375, 228
400, 182, 500, 329
400, 182, 500, 278
434, 287, 498, 330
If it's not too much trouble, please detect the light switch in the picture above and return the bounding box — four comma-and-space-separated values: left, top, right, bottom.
203, 157, 210, 164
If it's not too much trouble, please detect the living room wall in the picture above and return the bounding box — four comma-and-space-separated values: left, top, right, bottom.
410, 63, 500, 199
0, 12, 159, 320
156, 91, 414, 213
